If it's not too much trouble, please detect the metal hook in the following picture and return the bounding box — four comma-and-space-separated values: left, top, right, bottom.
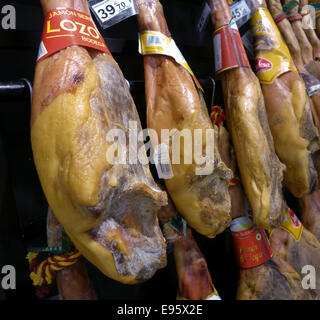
20, 78, 33, 107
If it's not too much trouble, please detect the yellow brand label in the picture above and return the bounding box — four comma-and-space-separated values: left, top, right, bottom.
268, 209, 303, 242
280, 209, 303, 242
250, 8, 297, 84
139, 30, 203, 91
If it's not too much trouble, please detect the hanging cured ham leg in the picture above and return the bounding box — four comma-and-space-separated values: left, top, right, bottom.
211, 107, 312, 300
209, 0, 286, 230
268, 211, 320, 299
136, 0, 232, 238
47, 208, 97, 300
266, 0, 320, 155
308, 0, 320, 38
281, 0, 320, 79
298, 190, 320, 241
247, 0, 320, 198
31, 0, 168, 284
299, 0, 320, 58
157, 198, 220, 300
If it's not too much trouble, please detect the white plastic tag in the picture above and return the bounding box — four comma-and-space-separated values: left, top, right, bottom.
153, 143, 174, 180
89, 0, 138, 29
230, 0, 251, 28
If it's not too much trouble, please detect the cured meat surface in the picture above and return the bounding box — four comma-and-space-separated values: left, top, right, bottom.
31, 0, 167, 284
282, 0, 320, 80
214, 108, 312, 300
173, 228, 217, 300
237, 257, 312, 299
249, 0, 320, 198
209, 0, 286, 229
136, 0, 232, 238
299, 190, 320, 240
269, 226, 320, 298
299, 0, 320, 58
266, 0, 320, 170
157, 196, 218, 300
47, 209, 97, 300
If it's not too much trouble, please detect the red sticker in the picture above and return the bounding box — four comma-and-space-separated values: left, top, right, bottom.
37, 8, 111, 62
213, 19, 250, 75
231, 219, 272, 269
288, 209, 301, 228
255, 57, 273, 74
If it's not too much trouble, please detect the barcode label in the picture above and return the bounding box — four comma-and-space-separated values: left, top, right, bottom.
146, 35, 164, 46
154, 143, 174, 179
37, 41, 48, 61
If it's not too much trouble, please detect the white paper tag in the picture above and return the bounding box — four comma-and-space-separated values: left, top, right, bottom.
37, 41, 48, 61
230, 0, 251, 28
206, 294, 222, 300
154, 143, 174, 180
89, 0, 138, 29
213, 33, 222, 72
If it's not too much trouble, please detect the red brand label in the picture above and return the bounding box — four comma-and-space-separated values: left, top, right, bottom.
288, 209, 301, 228
232, 226, 273, 269
213, 19, 250, 75
255, 57, 272, 74
37, 8, 111, 62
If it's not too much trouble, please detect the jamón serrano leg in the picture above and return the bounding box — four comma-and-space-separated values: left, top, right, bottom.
31, 0, 167, 284
266, 0, 320, 160
299, 0, 320, 58
269, 225, 320, 299
281, 0, 320, 79
209, 0, 286, 230
136, 0, 233, 238
247, 0, 320, 198
47, 208, 97, 300
215, 115, 312, 300
157, 198, 220, 300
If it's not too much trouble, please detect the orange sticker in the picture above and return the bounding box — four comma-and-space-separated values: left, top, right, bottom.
213, 19, 250, 75
37, 8, 111, 62
230, 217, 273, 269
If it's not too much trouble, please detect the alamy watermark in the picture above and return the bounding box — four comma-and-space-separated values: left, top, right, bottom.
104, 121, 216, 177
301, 265, 316, 290
0, 265, 16, 290
1, 5, 16, 30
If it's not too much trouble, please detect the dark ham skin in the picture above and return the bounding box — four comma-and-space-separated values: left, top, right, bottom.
157, 197, 217, 300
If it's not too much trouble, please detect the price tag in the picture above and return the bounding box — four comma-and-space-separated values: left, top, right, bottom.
230, 0, 252, 28
89, 0, 138, 29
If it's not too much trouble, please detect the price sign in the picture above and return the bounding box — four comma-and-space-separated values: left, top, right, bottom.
230, 0, 251, 28
89, 0, 138, 29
